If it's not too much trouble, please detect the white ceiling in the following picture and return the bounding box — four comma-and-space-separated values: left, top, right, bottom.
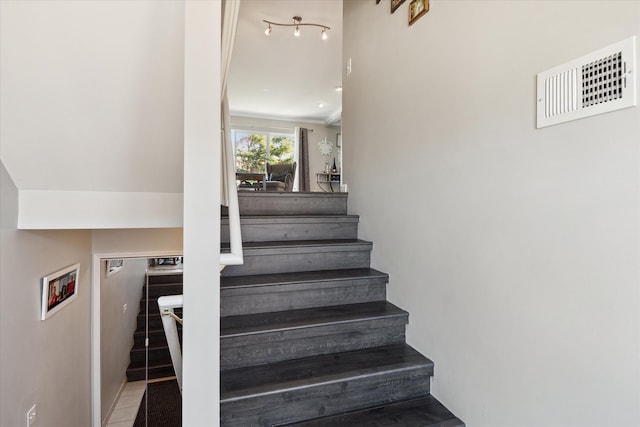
227, 0, 343, 124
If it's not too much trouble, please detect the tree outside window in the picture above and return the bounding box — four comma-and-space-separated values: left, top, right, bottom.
232, 131, 294, 173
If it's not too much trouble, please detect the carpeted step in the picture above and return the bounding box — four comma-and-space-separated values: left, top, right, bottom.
140, 294, 185, 315
281, 395, 465, 426
126, 362, 175, 382
143, 282, 183, 298
220, 344, 432, 426
133, 328, 182, 348
129, 342, 174, 365
147, 273, 183, 285
221, 268, 388, 316
222, 215, 359, 243
221, 239, 373, 277
221, 301, 407, 370
137, 310, 183, 330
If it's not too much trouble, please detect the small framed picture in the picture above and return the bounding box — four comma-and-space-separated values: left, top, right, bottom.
409, 0, 429, 25
391, 0, 405, 13
106, 259, 124, 277
41, 263, 80, 320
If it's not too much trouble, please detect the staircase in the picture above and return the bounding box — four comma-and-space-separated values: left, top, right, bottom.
220, 192, 464, 426
126, 271, 183, 382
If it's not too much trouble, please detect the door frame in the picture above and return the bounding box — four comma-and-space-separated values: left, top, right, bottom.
91, 250, 182, 427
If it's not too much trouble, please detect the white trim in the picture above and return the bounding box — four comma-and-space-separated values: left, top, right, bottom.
101, 378, 127, 427
18, 190, 183, 229
325, 108, 342, 126
230, 110, 328, 125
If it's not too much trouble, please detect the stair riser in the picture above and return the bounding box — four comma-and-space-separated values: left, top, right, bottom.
126, 365, 175, 382
134, 330, 182, 347
220, 367, 431, 426
147, 274, 183, 285
236, 193, 347, 216
222, 250, 371, 277
221, 219, 358, 243
222, 323, 406, 370
221, 280, 387, 316
283, 396, 466, 427
130, 347, 173, 365
143, 284, 183, 298
137, 311, 183, 330
140, 298, 186, 315
139, 299, 165, 315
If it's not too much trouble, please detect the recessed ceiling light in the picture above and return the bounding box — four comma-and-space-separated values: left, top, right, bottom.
335, 86, 342, 92
318, 103, 326, 108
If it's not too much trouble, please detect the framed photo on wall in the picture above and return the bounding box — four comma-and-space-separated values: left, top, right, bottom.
409, 0, 429, 25
391, 0, 406, 13
106, 258, 124, 277
41, 263, 80, 320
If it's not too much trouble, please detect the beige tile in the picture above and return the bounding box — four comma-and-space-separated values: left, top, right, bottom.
120, 381, 146, 396
115, 393, 144, 409
106, 421, 133, 427
108, 405, 139, 424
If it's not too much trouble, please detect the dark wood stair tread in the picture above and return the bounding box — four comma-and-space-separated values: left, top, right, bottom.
222, 214, 360, 222
130, 342, 171, 352
221, 301, 406, 337
282, 395, 465, 427
220, 344, 433, 401
221, 239, 372, 252
127, 357, 173, 368
221, 268, 388, 289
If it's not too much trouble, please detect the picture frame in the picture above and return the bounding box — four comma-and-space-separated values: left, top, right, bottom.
336, 133, 342, 148
41, 263, 80, 320
391, 0, 405, 13
106, 258, 124, 278
409, 0, 429, 25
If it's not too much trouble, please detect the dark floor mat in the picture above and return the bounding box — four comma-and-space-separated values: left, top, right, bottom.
133, 380, 181, 427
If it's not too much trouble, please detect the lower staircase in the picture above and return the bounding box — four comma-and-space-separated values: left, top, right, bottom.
220, 192, 464, 426
126, 270, 183, 382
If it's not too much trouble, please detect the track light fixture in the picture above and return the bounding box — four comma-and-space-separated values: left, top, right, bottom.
263, 16, 330, 40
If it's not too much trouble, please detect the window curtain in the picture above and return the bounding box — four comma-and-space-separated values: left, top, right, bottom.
220, 0, 240, 206
298, 127, 310, 192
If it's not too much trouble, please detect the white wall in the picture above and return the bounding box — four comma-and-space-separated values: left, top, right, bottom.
182, 2, 221, 425
0, 0, 186, 228
0, 161, 93, 427
343, 1, 640, 426
0, 1, 220, 425
100, 258, 147, 424
92, 229, 183, 255
231, 116, 342, 192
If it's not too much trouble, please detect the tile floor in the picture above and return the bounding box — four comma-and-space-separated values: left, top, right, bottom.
105, 381, 146, 427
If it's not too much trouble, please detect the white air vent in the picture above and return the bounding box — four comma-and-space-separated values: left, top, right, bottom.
537, 36, 637, 128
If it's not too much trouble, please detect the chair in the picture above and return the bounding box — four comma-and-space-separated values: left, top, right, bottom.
265, 162, 297, 192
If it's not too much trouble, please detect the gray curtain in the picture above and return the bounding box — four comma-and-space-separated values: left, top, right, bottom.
299, 128, 310, 192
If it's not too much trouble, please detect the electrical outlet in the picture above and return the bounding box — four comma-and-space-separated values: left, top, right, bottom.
346, 57, 352, 76
26, 404, 37, 427
123, 304, 127, 314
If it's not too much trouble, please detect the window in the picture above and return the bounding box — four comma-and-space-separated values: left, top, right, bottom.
231, 130, 295, 173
